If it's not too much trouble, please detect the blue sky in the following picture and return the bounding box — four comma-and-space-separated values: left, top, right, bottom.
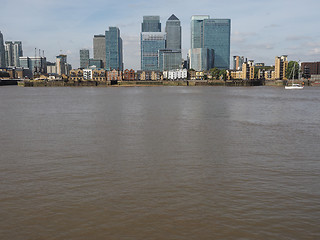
1, 0, 319, 70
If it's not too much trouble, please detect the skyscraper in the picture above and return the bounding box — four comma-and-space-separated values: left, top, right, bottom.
141, 32, 166, 71
142, 16, 161, 32
13, 41, 23, 67
203, 19, 231, 69
4, 41, 23, 67
56, 54, 67, 75
93, 35, 106, 68
141, 16, 166, 71
190, 15, 231, 70
0, 31, 5, 67
161, 14, 182, 71
105, 27, 123, 71
80, 49, 89, 69
165, 14, 181, 50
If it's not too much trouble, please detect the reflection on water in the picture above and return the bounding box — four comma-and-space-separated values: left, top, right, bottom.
0, 86, 319, 240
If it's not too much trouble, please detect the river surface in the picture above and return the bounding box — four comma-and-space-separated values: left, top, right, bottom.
0, 86, 319, 240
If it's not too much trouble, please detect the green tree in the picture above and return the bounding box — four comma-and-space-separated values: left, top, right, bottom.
219, 69, 227, 81
286, 61, 299, 79
209, 68, 220, 80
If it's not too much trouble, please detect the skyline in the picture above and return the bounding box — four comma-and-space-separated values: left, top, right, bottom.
1, 0, 319, 70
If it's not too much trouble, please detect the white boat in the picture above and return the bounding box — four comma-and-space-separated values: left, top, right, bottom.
285, 61, 304, 90
285, 84, 304, 90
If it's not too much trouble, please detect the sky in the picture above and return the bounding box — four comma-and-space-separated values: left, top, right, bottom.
1, 0, 319, 70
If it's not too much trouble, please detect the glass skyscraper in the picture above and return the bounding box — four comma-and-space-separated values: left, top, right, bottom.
93, 35, 106, 68
190, 15, 231, 70
80, 49, 89, 69
203, 19, 231, 69
4, 41, 23, 67
165, 14, 181, 50
141, 32, 166, 71
105, 27, 123, 71
0, 31, 6, 67
141, 16, 161, 32
141, 16, 165, 71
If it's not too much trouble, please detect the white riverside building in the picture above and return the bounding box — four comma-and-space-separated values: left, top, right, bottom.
163, 69, 187, 80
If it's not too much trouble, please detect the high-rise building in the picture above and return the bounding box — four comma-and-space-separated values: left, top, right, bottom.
141, 32, 166, 71
188, 48, 214, 71
191, 15, 209, 49
161, 14, 182, 71
274, 55, 288, 80
158, 49, 182, 71
141, 16, 166, 71
203, 19, 231, 69
233, 56, 244, 70
19, 56, 46, 77
80, 49, 89, 69
5, 41, 13, 67
105, 27, 123, 71
0, 31, 5, 67
93, 35, 106, 68
142, 16, 161, 32
190, 15, 231, 70
56, 54, 67, 75
4, 41, 23, 67
165, 14, 181, 50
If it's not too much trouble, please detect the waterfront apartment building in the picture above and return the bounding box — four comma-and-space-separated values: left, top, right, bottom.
93, 35, 106, 68
105, 27, 123, 71
301, 62, 320, 78
233, 56, 244, 70
123, 69, 135, 81
0, 31, 5, 67
80, 49, 89, 69
274, 55, 288, 80
5, 41, 23, 67
242, 60, 255, 80
56, 54, 68, 76
190, 15, 231, 70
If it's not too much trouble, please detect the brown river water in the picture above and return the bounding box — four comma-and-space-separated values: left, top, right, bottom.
0, 86, 319, 240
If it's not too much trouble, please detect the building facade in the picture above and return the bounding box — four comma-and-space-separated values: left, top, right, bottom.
301, 62, 320, 78
19, 56, 46, 77
80, 49, 89, 69
141, 32, 166, 71
5, 41, 23, 67
0, 31, 5, 67
141, 16, 161, 32
158, 49, 182, 71
123, 69, 135, 81
188, 48, 214, 71
165, 14, 181, 50
56, 54, 67, 76
93, 35, 106, 68
233, 56, 244, 70
105, 27, 123, 71
190, 15, 231, 70
274, 55, 288, 80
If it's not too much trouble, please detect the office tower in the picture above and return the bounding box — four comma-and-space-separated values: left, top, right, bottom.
105, 27, 123, 71
275, 55, 288, 80
0, 31, 5, 67
19, 56, 46, 77
158, 49, 182, 71
56, 54, 67, 75
141, 16, 165, 71
203, 19, 230, 69
233, 56, 244, 70
190, 15, 231, 70
93, 35, 106, 68
13, 41, 23, 67
5, 41, 13, 67
141, 32, 166, 71
188, 48, 214, 71
4, 41, 23, 67
162, 14, 182, 71
165, 14, 181, 50
191, 15, 209, 49
80, 49, 89, 69
142, 16, 161, 32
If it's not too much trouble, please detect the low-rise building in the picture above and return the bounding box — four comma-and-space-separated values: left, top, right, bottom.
107, 69, 122, 81
123, 69, 135, 81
